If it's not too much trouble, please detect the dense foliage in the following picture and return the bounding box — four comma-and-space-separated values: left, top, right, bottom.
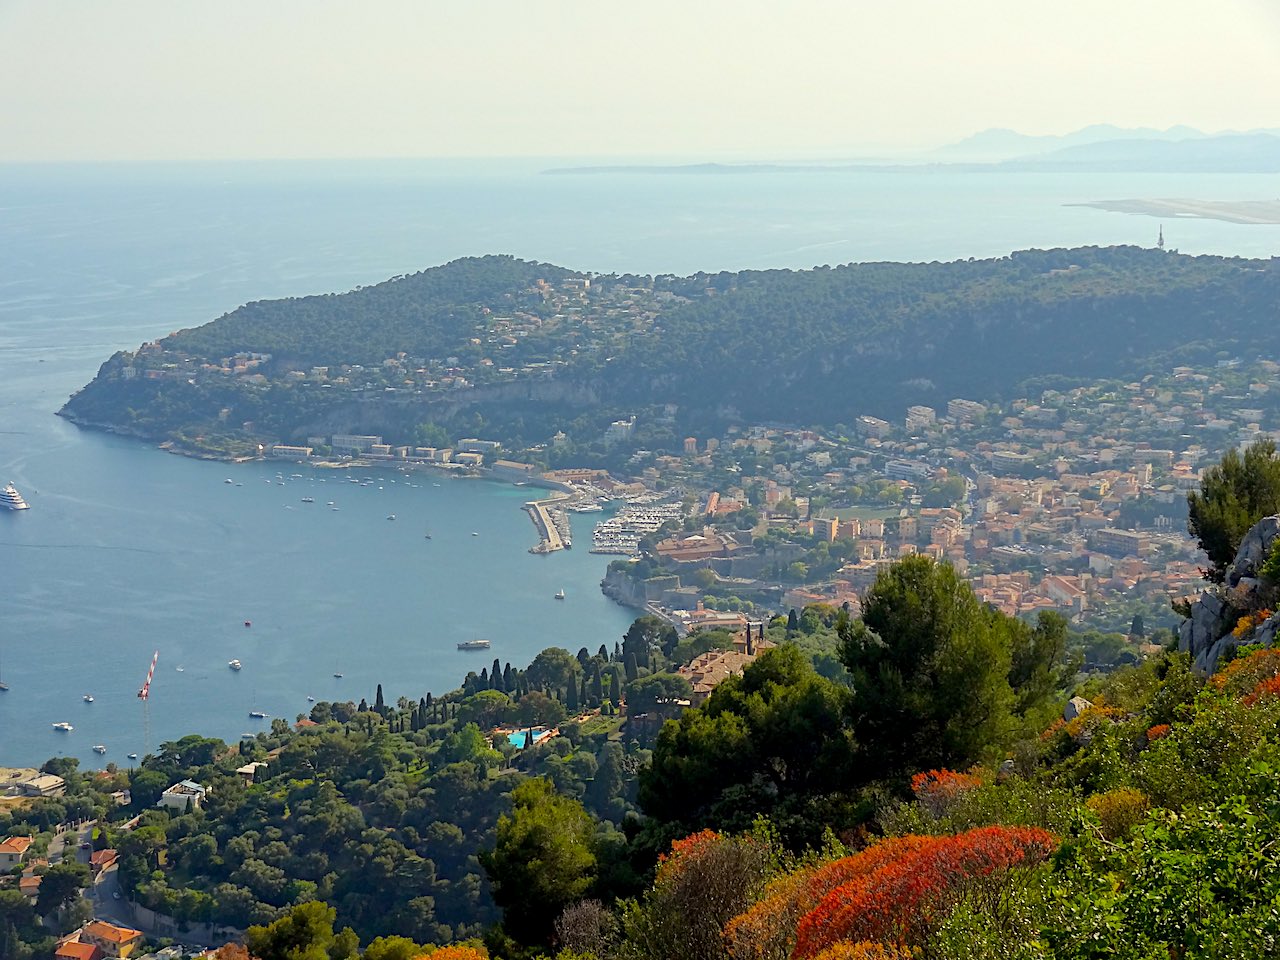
62, 248, 1280, 448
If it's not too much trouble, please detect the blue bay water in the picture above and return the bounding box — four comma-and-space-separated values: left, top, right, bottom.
2, 159, 1279, 766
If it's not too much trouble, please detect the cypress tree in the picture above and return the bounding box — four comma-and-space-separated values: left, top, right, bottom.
503, 663, 515, 689
566, 677, 579, 713
613, 641, 622, 661
580, 673, 589, 707
609, 665, 623, 701
492, 658, 504, 690
480, 667, 489, 688
625, 653, 639, 683
786, 608, 800, 635
375, 684, 386, 714
597, 644, 609, 662
591, 664, 603, 706
577, 647, 591, 668
358, 698, 369, 713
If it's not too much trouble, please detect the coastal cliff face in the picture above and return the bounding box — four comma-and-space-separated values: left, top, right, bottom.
1180, 514, 1280, 673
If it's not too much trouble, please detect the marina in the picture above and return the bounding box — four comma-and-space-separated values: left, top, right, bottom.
590, 497, 684, 555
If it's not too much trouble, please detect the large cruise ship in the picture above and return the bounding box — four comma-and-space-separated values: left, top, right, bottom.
1, 483, 30, 511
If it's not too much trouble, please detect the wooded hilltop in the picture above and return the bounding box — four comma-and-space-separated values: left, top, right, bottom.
60, 247, 1280, 455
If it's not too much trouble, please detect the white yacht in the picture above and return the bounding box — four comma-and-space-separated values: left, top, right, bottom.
228, 659, 243, 671
52, 721, 73, 732
457, 639, 492, 651
2, 483, 30, 511
92, 744, 107, 754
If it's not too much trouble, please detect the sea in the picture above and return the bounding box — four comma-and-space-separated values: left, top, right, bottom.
3, 158, 1280, 767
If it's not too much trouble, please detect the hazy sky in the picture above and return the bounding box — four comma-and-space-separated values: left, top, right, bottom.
4, 0, 1279, 162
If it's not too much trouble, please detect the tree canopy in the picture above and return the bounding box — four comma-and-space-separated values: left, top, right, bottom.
1187, 438, 1280, 581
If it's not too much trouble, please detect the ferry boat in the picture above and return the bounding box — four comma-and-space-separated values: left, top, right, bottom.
457, 639, 492, 651
228, 659, 243, 671
52, 722, 73, 732
2, 483, 30, 511
92, 744, 107, 754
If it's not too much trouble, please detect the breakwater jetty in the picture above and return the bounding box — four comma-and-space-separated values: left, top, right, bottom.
526, 495, 572, 553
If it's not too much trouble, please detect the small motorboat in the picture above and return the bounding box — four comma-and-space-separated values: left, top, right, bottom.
224, 479, 234, 484
306, 695, 315, 701
127, 752, 138, 760
333, 672, 343, 678
249, 710, 269, 719
83, 694, 94, 702
92, 745, 107, 754
555, 589, 566, 600
387, 514, 396, 521
52, 722, 73, 732
244, 620, 252, 628
229, 659, 243, 671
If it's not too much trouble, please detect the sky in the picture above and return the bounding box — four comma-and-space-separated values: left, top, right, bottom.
3, 0, 1280, 162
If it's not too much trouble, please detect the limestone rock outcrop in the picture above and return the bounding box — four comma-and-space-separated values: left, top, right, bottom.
1180, 514, 1280, 673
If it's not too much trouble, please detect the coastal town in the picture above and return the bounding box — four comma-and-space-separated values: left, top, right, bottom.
216, 350, 1280, 646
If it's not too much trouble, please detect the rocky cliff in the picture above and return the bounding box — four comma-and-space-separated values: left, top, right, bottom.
1180, 514, 1280, 673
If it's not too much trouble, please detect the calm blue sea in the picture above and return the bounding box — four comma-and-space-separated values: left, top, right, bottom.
2, 159, 1279, 766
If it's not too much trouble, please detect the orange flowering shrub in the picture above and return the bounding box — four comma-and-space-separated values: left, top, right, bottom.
1243, 674, 1280, 706
1211, 647, 1280, 697
909, 770, 982, 817
1063, 706, 1124, 743
414, 946, 489, 960
724, 838, 935, 960
1232, 609, 1273, 640
656, 828, 721, 884
1085, 787, 1149, 840
1039, 718, 1066, 741
1145, 723, 1171, 741
810, 942, 916, 960
791, 826, 1057, 958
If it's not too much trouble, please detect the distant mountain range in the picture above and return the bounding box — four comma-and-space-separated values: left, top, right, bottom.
932, 124, 1213, 160
546, 126, 1280, 176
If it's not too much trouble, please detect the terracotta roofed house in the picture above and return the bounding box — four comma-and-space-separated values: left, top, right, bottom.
0, 835, 34, 866
81, 919, 144, 958
55, 941, 104, 960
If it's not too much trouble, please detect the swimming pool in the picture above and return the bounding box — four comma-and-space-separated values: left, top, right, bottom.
507, 728, 552, 748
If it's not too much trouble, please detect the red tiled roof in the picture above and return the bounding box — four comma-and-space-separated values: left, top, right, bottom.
55, 941, 103, 960
84, 920, 143, 943
0, 836, 34, 854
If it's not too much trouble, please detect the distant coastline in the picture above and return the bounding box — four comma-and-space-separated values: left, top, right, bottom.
1069, 198, 1280, 225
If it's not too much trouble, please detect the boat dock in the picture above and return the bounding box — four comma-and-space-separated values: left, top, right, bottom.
526, 497, 568, 554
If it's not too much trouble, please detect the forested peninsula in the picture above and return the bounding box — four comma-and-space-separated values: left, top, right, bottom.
59, 247, 1280, 459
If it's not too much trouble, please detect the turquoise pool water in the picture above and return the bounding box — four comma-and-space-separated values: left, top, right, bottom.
507, 729, 551, 748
